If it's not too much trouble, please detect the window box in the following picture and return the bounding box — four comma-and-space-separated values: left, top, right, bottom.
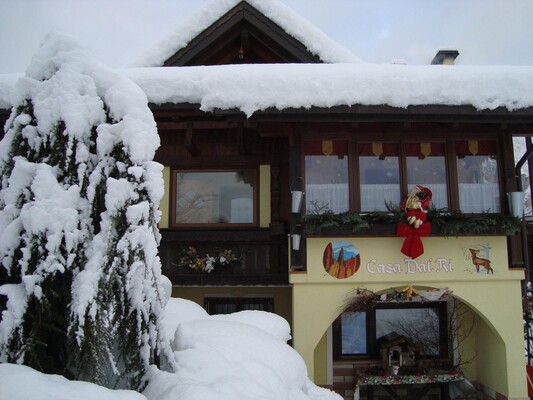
301, 211, 521, 237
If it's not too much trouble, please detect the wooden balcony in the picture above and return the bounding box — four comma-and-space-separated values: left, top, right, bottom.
159, 229, 289, 286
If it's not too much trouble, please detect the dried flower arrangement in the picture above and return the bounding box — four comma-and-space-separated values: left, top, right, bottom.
176, 246, 238, 273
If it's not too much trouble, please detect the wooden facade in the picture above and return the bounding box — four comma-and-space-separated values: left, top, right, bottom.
1, 1, 533, 398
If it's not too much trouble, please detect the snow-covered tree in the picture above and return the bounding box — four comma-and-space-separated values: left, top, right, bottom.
0, 33, 172, 390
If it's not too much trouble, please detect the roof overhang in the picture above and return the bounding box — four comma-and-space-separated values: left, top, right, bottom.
151, 102, 533, 125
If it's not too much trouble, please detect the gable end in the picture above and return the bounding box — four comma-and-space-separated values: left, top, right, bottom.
164, 1, 322, 66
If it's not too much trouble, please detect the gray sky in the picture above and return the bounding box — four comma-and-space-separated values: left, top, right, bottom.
0, 0, 532, 74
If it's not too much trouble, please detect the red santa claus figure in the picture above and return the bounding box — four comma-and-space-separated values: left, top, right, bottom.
401, 185, 432, 229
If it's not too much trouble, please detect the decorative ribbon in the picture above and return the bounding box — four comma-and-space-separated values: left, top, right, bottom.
396, 222, 431, 259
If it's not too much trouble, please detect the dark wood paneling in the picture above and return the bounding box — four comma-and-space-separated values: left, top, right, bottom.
159, 229, 289, 286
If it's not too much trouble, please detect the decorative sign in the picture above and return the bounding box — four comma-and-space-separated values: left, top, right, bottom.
366, 258, 454, 275
462, 242, 494, 275
323, 240, 360, 279
319, 240, 498, 279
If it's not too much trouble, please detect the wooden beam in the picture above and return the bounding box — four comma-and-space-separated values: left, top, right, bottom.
185, 122, 199, 156
237, 121, 245, 155
157, 121, 239, 131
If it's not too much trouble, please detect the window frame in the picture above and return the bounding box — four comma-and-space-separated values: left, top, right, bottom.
302, 136, 503, 215
204, 296, 274, 315
333, 301, 449, 361
170, 167, 259, 229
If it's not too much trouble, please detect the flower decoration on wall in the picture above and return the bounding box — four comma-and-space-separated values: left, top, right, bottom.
177, 246, 238, 273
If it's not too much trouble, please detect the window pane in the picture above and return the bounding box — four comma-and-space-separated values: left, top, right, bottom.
174, 171, 254, 224
304, 140, 349, 214
376, 308, 440, 355
341, 312, 367, 354
204, 297, 273, 315
358, 143, 401, 211
456, 140, 500, 213
406, 143, 447, 209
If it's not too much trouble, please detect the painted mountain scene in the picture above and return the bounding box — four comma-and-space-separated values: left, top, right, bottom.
323, 241, 361, 279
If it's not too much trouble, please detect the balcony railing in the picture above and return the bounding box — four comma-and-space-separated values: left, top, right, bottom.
159, 229, 289, 285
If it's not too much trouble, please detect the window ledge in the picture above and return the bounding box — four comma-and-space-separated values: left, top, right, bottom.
304, 222, 519, 237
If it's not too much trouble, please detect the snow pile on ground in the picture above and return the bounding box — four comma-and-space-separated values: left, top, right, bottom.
0, 363, 145, 400
146, 296, 340, 400
0, 295, 341, 400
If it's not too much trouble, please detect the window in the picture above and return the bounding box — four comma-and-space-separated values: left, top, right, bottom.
172, 169, 257, 226
456, 140, 500, 213
334, 302, 448, 360
304, 140, 349, 213
405, 142, 448, 209
204, 297, 274, 315
303, 138, 502, 215
358, 143, 400, 212
341, 312, 367, 354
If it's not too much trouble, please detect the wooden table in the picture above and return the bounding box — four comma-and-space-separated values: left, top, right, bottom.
354, 370, 463, 400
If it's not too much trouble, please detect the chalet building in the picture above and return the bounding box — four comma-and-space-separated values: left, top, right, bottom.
2, 0, 533, 399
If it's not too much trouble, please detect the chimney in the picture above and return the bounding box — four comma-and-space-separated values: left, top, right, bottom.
431, 49, 459, 65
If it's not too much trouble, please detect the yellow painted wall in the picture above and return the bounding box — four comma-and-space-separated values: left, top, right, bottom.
453, 280, 526, 398
259, 165, 271, 228
159, 166, 170, 229
454, 302, 477, 380
313, 331, 328, 385
291, 235, 527, 398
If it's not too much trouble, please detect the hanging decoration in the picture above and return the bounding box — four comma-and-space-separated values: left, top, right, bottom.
372, 142, 384, 159
343, 286, 452, 314
468, 140, 478, 155
402, 284, 418, 300
396, 185, 432, 258
420, 142, 432, 158
322, 139, 333, 155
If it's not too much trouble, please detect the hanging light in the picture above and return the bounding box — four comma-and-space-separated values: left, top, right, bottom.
507, 191, 525, 219
291, 234, 301, 251
291, 190, 304, 213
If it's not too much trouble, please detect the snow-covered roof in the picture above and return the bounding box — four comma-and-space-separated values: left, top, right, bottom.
131, 0, 363, 67
2, 1, 531, 119
122, 63, 533, 117
2, 63, 533, 118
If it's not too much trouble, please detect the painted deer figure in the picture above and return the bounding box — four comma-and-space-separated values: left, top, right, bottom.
469, 248, 493, 274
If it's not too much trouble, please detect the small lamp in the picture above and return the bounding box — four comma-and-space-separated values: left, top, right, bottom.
291, 190, 304, 213
507, 191, 525, 219
291, 234, 301, 251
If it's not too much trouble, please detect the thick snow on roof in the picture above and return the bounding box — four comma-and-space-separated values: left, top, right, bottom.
2, 63, 533, 118
131, 0, 363, 67
120, 63, 533, 117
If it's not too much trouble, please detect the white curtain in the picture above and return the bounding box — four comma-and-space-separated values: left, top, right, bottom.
306, 184, 349, 213
360, 184, 400, 212
305, 183, 499, 214
459, 183, 500, 213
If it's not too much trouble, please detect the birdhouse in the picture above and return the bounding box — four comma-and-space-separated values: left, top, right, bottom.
378, 332, 421, 371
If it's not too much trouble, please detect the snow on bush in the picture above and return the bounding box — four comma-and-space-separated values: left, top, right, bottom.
0, 364, 145, 400
0, 32, 171, 390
